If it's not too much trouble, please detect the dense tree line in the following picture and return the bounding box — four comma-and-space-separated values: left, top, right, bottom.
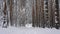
0, 0, 60, 29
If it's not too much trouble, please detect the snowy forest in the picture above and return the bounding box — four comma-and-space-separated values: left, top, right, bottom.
0, 0, 60, 29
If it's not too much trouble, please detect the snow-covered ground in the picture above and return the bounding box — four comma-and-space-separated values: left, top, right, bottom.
0, 26, 60, 34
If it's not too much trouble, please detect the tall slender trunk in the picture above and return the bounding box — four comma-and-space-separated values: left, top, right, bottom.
3, 0, 7, 27
10, 0, 13, 26
55, 0, 59, 29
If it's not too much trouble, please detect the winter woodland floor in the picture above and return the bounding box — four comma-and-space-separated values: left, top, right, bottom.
0, 26, 60, 34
